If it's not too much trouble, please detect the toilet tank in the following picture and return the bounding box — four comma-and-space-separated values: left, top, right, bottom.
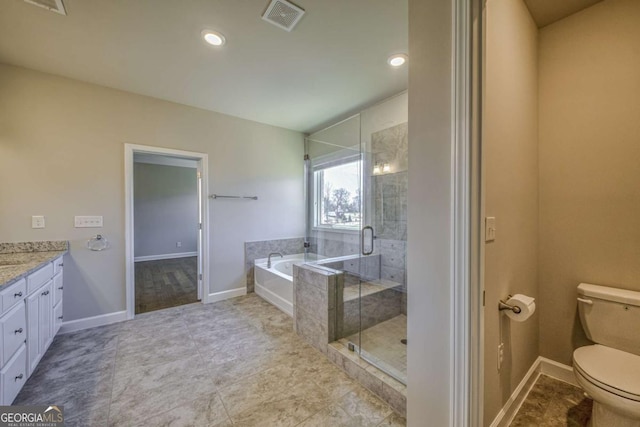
577, 283, 640, 356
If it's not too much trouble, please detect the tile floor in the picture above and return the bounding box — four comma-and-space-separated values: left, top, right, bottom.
348, 315, 407, 383
510, 374, 592, 426
15, 294, 405, 427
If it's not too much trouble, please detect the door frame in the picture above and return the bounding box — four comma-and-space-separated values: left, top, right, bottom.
451, 0, 484, 425
124, 143, 210, 319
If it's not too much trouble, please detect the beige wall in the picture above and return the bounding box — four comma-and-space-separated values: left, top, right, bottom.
0, 64, 305, 322
407, 0, 454, 424
538, 0, 640, 364
483, 0, 539, 424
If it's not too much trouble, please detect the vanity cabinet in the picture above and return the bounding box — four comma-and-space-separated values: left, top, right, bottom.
26, 281, 54, 375
0, 255, 64, 405
52, 259, 63, 335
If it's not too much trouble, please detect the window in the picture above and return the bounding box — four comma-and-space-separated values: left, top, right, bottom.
313, 158, 361, 230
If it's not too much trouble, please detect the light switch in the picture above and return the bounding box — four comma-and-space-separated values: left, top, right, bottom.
74, 216, 103, 228
32, 216, 45, 229
485, 217, 496, 242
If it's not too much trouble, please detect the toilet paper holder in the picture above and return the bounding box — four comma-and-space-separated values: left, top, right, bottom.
499, 295, 522, 314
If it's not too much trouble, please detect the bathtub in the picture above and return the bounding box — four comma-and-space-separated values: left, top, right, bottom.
254, 254, 306, 317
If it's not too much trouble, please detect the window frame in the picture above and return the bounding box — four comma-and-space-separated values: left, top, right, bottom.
311, 152, 363, 233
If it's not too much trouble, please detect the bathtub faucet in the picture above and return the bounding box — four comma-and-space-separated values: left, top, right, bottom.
267, 252, 283, 268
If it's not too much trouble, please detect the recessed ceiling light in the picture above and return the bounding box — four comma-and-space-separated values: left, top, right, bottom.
202, 30, 226, 47
388, 54, 408, 67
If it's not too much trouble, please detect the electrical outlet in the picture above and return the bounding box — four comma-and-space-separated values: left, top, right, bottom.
498, 343, 505, 371
31, 216, 45, 229
176, 242, 182, 248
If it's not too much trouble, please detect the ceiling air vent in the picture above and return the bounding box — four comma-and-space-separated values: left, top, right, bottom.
261, 0, 305, 32
23, 0, 67, 15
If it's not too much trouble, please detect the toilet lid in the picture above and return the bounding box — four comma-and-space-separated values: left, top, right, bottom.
573, 345, 640, 401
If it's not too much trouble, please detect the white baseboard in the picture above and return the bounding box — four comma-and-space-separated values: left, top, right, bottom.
207, 287, 247, 303
490, 358, 542, 427
60, 286, 248, 334
539, 356, 577, 386
60, 310, 128, 334
134, 252, 197, 262
490, 357, 575, 427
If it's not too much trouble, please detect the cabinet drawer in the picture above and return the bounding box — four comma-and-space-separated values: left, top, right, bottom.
53, 301, 63, 336
53, 272, 63, 306
1, 344, 27, 405
27, 263, 53, 295
1, 279, 26, 315
1, 303, 26, 367
53, 256, 64, 276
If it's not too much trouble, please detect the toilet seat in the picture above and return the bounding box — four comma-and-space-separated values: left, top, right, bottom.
573, 345, 640, 402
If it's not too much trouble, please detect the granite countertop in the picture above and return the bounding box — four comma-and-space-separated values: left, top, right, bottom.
0, 241, 69, 289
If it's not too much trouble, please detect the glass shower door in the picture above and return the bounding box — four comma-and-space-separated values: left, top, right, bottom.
304, 95, 408, 386
356, 93, 409, 384
304, 114, 363, 352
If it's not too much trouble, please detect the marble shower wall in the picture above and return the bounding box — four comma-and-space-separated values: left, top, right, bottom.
292, 263, 340, 354
372, 122, 408, 242
371, 122, 408, 314
317, 255, 401, 339
306, 231, 360, 259
244, 237, 304, 292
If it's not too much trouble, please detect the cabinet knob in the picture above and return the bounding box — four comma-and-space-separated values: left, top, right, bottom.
14, 292, 22, 298
15, 374, 23, 381
58, 263, 64, 267
58, 286, 63, 290
14, 328, 23, 334
41, 290, 50, 296
58, 316, 63, 320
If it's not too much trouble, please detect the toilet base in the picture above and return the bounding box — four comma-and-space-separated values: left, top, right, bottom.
592, 401, 640, 427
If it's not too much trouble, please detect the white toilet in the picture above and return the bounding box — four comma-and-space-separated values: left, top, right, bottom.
574, 283, 640, 427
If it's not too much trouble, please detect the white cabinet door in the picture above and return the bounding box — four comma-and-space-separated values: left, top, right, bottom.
53, 301, 63, 336
26, 292, 40, 377
38, 282, 53, 353
53, 272, 63, 307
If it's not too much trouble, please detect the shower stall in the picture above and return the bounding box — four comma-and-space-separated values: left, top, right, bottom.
303, 92, 408, 384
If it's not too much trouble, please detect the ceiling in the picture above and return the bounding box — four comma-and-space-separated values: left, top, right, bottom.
524, 0, 603, 27
0, 0, 408, 133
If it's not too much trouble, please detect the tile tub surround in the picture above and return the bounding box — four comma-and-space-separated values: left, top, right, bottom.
0, 241, 68, 287
293, 263, 340, 354
13, 294, 404, 426
244, 237, 304, 293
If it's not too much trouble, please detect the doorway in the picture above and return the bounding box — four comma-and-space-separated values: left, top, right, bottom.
125, 144, 209, 319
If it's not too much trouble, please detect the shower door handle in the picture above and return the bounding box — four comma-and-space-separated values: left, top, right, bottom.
362, 226, 374, 256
